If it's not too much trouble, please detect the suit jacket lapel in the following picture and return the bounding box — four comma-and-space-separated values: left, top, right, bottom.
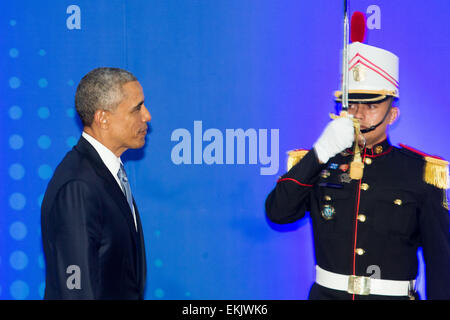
74, 136, 139, 246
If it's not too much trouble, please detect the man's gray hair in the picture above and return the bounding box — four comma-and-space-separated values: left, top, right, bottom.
75, 67, 137, 126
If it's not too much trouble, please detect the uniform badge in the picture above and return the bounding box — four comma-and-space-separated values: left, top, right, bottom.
375, 145, 383, 154
321, 204, 335, 220
328, 163, 339, 170
339, 172, 352, 183
321, 170, 331, 179
352, 65, 366, 82
339, 164, 349, 172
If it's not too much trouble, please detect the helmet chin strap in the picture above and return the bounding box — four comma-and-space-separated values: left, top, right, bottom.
360, 99, 393, 134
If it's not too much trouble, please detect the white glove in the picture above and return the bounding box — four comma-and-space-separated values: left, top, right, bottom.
313, 116, 355, 164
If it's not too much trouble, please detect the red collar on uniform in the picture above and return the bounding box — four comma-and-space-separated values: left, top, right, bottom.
345, 138, 393, 158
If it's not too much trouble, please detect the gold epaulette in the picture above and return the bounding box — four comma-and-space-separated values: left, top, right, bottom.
424, 156, 449, 190
400, 144, 449, 190
287, 149, 309, 171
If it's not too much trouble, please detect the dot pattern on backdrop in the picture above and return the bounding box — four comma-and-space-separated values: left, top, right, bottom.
152, 230, 167, 299
9, 106, 22, 120
3, 14, 173, 301
9, 222, 27, 241
3, 18, 74, 300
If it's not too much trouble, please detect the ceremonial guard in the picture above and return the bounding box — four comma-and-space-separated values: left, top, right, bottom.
265, 10, 450, 300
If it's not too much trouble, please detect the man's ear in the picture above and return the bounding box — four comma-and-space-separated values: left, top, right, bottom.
94, 110, 109, 129
388, 107, 400, 125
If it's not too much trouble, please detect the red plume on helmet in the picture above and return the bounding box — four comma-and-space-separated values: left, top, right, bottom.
350, 11, 366, 43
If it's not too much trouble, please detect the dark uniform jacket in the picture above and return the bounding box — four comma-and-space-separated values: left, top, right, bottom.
266, 138, 450, 300
41, 136, 147, 299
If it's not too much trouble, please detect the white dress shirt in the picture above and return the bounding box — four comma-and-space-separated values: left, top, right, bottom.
82, 132, 137, 230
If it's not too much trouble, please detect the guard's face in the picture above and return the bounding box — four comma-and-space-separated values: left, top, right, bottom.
348, 99, 398, 147
107, 81, 151, 155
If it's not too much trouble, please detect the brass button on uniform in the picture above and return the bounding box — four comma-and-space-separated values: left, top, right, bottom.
357, 214, 366, 222
324, 195, 332, 201
364, 158, 372, 165
355, 248, 365, 256
361, 183, 369, 191
394, 199, 402, 206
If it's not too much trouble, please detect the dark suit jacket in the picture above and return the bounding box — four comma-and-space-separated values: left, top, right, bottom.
41, 136, 147, 299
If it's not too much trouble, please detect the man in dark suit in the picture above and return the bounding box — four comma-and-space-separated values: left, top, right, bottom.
41, 67, 151, 299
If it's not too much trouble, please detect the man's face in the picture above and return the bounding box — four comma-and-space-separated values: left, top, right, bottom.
347, 98, 398, 148
106, 81, 151, 155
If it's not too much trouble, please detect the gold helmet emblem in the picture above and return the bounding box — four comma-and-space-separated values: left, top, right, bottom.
352, 64, 365, 82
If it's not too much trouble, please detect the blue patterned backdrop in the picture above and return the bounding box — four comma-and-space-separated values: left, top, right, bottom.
1, 0, 449, 299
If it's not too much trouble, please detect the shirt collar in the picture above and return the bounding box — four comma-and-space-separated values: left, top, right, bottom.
82, 132, 122, 178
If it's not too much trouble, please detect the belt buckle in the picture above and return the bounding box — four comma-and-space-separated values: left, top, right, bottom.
347, 275, 371, 295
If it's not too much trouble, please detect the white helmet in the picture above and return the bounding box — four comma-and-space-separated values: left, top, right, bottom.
335, 42, 399, 103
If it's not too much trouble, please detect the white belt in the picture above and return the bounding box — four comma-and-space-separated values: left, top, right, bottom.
315, 265, 415, 296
